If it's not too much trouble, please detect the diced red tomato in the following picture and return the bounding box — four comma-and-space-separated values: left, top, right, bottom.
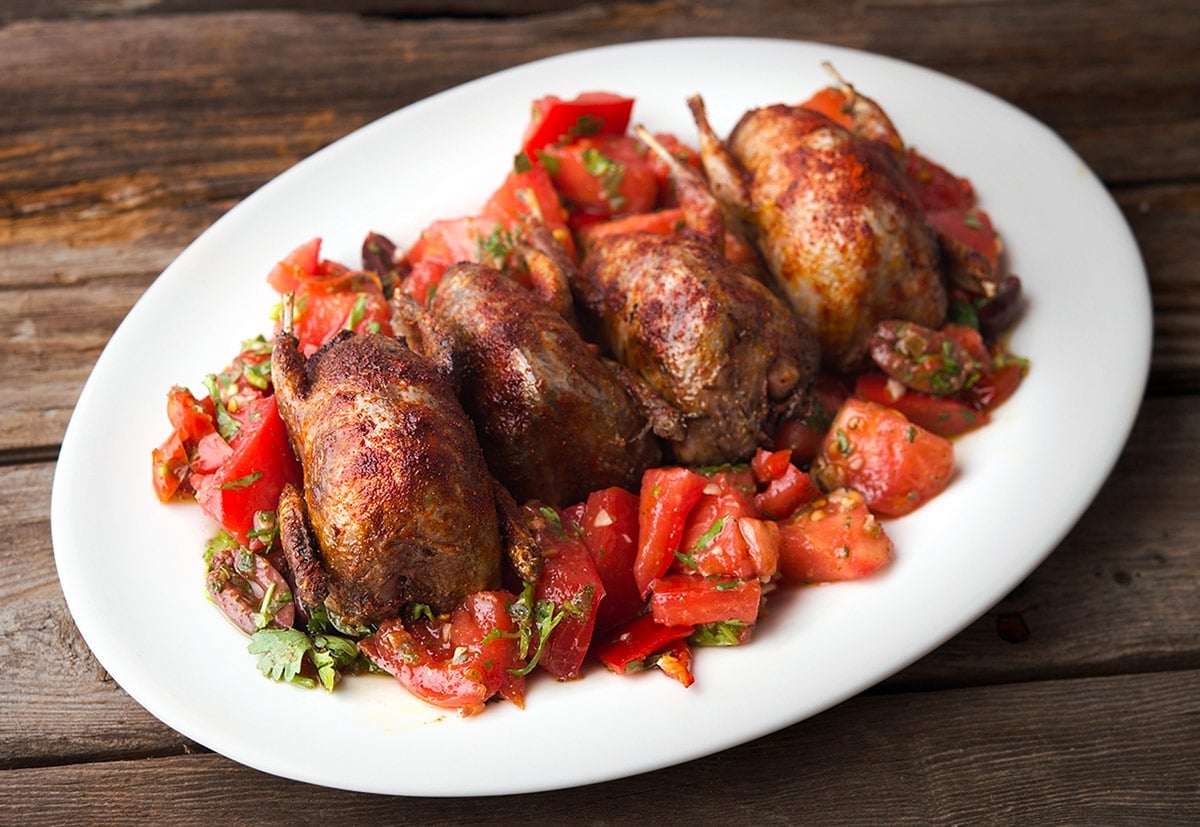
752, 450, 821, 519
151, 430, 190, 502
649, 573, 762, 628
777, 488, 894, 582
577, 487, 643, 631
903, 149, 977, 213
266, 237, 322, 294
358, 590, 525, 715
521, 92, 635, 155
166, 386, 217, 443
736, 517, 780, 582
965, 359, 1026, 412
592, 613, 694, 675
482, 163, 577, 262
676, 468, 762, 580
539, 134, 659, 221
635, 467, 710, 597
927, 208, 1000, 272
194, 395, 303, 546
527, 507, 607, 681
813, 398, 955, 517
287, 269, 393, 355
854, 373, 989, 438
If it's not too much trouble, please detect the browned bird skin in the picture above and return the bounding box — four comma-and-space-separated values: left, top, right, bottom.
431, 261, 661, 506
272, 329, 501, 626
691, 97, 946, 373
576, 232, 819, 466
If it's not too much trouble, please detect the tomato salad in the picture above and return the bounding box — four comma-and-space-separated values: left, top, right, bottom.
152, 90, 1028, 714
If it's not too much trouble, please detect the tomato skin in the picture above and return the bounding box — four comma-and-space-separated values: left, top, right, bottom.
151, 430, 190, 502
482, 163, 577, 261
649, 573, 762, 627
266, 237, 322, 294
813, 397, 955, 517
577, 487, 643, 632
635, 467, 711, 598
528, 508, 607, 681
540, 135, 659, 220
592, 613, 694, 675
965, 360, 1026, 412
903, 149, 977, 213
927, 207, 1000, 271
358, 590, 524, 715
854, 373, 989, 438
521, 92, 635, 155
194, 395, 302, 546
777, 488, 894, 582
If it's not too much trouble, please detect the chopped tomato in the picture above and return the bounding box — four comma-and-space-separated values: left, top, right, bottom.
854, 373, 989, 438
675, 468, 762, 580
151, 430, 190, 502
194, 395, 302, 546
539, 134, 659, 221
634, 467, 710, 597
483, 162, 577, 261
527, 507, 607, 681
266, 237, 322, 294
965, 359, 1026, 412
903, 149, 976, 213
592, 613, 693, 675
649, 573, 762, 628
578, 207, 686, 249
752, 449, 821, 519
927, 208, 1000, 272
358, 590, 525, 715
813, 397, 955, 517
578, 487, 643, 631
772, 373, 850, 466
736, 517, 780, 582
287, 269, 393, 355
166, 386, 217, 443
521, 92, 635, 155
777, 488, 894, 582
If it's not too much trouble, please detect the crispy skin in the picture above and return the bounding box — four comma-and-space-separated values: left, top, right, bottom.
432, 262, 661, 506
576, 232, 818, 466
699, 103, 946, 372
272, 330, 501, 625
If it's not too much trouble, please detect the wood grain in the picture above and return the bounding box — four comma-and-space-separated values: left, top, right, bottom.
3, 669, 1197, 823
2, 1, 1198, 820
2, 5, 1198, 454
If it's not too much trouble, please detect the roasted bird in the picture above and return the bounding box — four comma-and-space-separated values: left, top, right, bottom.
572, 133, 819, 466
689, 90, 946, 372
272, 327, 507, 629
430, 258, 662, 506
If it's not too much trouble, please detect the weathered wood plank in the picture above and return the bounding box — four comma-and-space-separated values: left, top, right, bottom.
2, 668, 1197, 823
1, 9, 1196, 453
6, 395, 1197, 767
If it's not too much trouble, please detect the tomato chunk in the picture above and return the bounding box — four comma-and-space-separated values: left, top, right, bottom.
854, 373, 988, 438
635, 467, 711, 597
578, 487, 643, 631
358, 590, 525, 715
649, 573, 761, 628
813, 398, 955, 517
527, 507, 607, 681
194, 395, 303, 546
521, 92, 635, 155
539, 134, 659, 221
266, 237, 322, 294
777, 488, 894, 582
592, 613, 693, 675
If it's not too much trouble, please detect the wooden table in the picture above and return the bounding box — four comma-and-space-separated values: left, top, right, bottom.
4, 1, 1197, 822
